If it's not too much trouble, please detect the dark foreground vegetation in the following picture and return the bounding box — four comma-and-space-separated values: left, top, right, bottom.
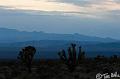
0, 44, 120, 79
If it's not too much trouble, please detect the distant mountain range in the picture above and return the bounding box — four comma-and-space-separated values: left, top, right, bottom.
0, 28, 120, 59
0, 28, 119, 43
0, 40, 120, 59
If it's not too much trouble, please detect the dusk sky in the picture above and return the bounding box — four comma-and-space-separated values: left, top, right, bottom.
0, 0, 120, 39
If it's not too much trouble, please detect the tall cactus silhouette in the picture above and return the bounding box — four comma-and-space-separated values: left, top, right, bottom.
18, 46, 36, 73
58, 43, 85, 72
78, 46, 85, 63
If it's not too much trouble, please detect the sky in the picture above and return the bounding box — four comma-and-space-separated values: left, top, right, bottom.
0, 0, 120, 39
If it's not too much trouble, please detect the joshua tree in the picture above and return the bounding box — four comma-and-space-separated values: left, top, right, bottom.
58, 43, 85, 72
78, 46, 85, 63
18, 46, 36, 73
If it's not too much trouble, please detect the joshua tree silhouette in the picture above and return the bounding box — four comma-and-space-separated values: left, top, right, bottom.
18, 46, 36, 73
58, 43, 85, 72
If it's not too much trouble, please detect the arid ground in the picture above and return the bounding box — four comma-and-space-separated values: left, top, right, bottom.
0, 58, 120, 79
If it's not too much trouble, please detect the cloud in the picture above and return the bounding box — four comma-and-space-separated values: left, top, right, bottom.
0, 0, 80, 12
46, 0, 120, 18
0, 0, 120, 19
0, 4, 120, 39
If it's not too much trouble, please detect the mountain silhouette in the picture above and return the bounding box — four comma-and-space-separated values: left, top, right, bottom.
0, 40, 120, 59
0, 28, 120, 59
0, 28, 118, 43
